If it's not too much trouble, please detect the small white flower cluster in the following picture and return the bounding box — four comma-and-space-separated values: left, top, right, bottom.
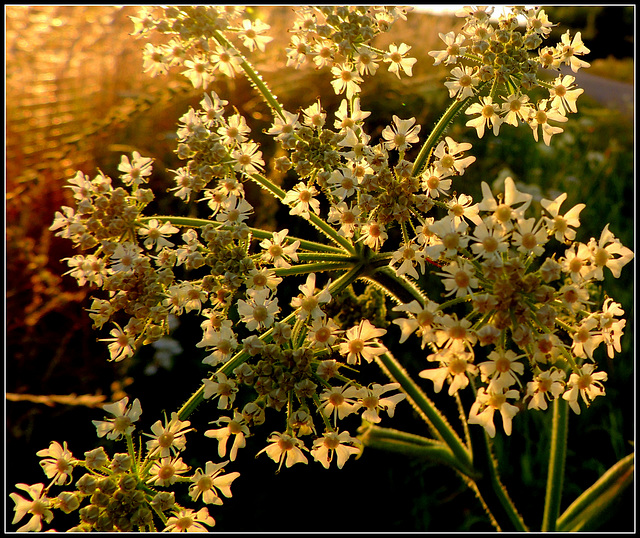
430, 6, 589, 145
390, 176, 633, 437
11, 397, 237, 532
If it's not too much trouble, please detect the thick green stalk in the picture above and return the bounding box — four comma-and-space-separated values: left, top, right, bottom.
360, 424, 478, 478
557, 452, 634, 531
374, 350, 473, 471
542, 397, 569, 531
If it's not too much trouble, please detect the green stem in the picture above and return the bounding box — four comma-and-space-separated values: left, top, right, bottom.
212, 29, 285, 120
274, 261, 355, 277
139, 215, 347, 254
542, 397, 569, 531
374, 350, 473, 471
359, 424, 478, 478
411, 93, 476, 177
248, 172, 356, 253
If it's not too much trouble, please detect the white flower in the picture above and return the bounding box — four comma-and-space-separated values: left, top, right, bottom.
10, 483, 53, 532
562, 363, 607, 414
466, 96, 503, 138
260, 229, 300, 268
36, 441, 76, 486
92, 396, 143, 440
541, 192, 585, 242
257, 432, 308, 471
189, 461, 240, 505
164, 507, 216, 532
527, 99, 567, 146
144, 412, 193, 458
237, 288, 280, 331
381, 115, 420, 152
138, 219, 179, 250
283, 182, 321, 219
357, 383, 406, 423
429, 31, 467, 66
586, 224, 634, 280
384, 43, 417, 78
118, 151, 153, 186
468, 387, 520, 437
311, 431, 361, 469
339, 319, 388, 365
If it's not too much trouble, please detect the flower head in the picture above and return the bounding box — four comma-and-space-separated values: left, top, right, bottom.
92, 396, 142, 440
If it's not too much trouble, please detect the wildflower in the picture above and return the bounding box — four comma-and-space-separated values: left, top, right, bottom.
381, 115, 421, 152
359, 220, 388, 250
286, 34, 309, 68
283, 182, 321, 219
435, 313, 477, 349
245, 266, 282, 292
36, 441, 76, 486
600, 309, 626, 360
99, 323, 136, 362
466, 96, 503, 138
203, 372, 239, 410
339, 319, 388, 365
527, 99, 568, 146
500, 93, 534, 127
142, 43, 169, 77
109, 242, 143, 274
197, 325, 238, 366
204, 412, 250, 461
383, 42, 417, 78
138, 218, 179, 250
421, 165, 452, 198
218, 113, 251, 145
318, 385, 362, 424
267, 110, 301, 141
92, 396, 142, 440
558, 30, 591, 72
478, 349, 525, 391
189, 461, 240, 505
468, 387, 520, 437
432, 137, 476, 176
559, 282, 591, 315
562, 363, 607, 414
200, 91, 228, 123
164, 507, 216, 532
477, 177, 532, 231
10, 483, 53, 532
447, 193, 482, 226
145, 412, 193, 458
429, 31, 467, 66
420, 342, 477, 395
331, 63, 363, 100
147, 456, 189, 486
232, 142, 265, 174
549, 74, 584, 115
302, 100, 326, 129
328, 201, 362, 237
257, 432, 309, 471
327, 168, 359, 200
586, 224, 634, 280
216, 194, 254, 225
118, 151, 153, 186
437, 259, 479, 298
570, 316, 604, 360
541, 192, 585, 242
426, 216, 470, 259
511, 217, 549, 257
260, 229, 300, 269
469, 218, 509, 259
311, 431, 361, 469
238, 18, 273, 51
357, 383, 406, 423
290, 273, 332, 320
444, 65, 479, 100
392, 299, 441, 347
182, 55, 214, 89
210, 44, 243, 78
526, 369, 566, 410
355, 45, 380, 76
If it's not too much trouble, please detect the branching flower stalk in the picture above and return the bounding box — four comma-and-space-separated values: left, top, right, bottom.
12, 5, 634, 533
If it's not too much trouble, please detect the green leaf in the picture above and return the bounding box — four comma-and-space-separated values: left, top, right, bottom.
556, 452, 634, 532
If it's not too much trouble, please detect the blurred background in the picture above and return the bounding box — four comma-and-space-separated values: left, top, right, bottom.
5, 6, 634, 531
